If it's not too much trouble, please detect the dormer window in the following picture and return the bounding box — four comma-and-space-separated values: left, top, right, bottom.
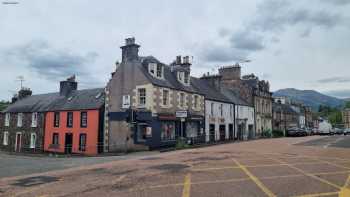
177, 71, 190, 86
148, 63, 163, 79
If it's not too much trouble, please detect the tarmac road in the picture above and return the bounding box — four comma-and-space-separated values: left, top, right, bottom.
1, 136, 350, 197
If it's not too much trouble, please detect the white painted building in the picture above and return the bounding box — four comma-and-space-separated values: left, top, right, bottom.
235, 104, 255, 140
204, 100, 235, 142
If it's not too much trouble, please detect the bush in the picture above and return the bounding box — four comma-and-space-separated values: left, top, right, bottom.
176, 138, 191, 149
272, 130, 284, 138
261, 129, 272, 138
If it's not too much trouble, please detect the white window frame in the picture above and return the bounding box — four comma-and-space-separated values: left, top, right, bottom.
180, 92, 185, 108
148, 63, 156, 76
156, 64, 163, 78
3, 131, 8, 146
31, 112, 38, 127
162, 89, 169, 107
5, 113, 10, 127
138, 88, 146, 107
17, 113, 23, 127
30, 133, 36, 148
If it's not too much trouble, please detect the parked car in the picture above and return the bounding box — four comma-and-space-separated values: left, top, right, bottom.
344, 128, 350, 135
312, 128, 319, 135
287, 128, 307, 137
334, 128, 344, 135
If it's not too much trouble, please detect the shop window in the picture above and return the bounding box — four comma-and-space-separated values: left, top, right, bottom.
161, 122, 175, 141
79, 134, 87, 151
137, 123, 150, 142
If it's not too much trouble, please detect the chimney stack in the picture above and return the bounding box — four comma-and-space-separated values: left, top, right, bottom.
18, 87, 32, 100
120, 37, 140, 63
60, 75, 78, 97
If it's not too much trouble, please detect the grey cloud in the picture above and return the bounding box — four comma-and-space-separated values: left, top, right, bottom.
251, 0, 342, 33
3, 40, 99, 84
317, 76, 350, 83
199, 45, 248, 63
230, 31, 265, 51
319, 0, 350, 6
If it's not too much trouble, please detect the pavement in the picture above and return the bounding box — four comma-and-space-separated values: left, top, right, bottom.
1, 135, 350, 197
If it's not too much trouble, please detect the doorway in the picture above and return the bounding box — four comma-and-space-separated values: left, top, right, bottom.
219, 125, 226, 141
209, 124, 215, 142
15, 132, 22, 152
65, 133, 73, 154
229, 124, 234, 140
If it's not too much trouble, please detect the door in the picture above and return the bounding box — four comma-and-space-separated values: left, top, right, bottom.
209, 124, 215, 142
15, 133, 22, 152
238, 125, 243, 140
219, 125, 226, 141
65, 133, 73, 154
229, 124, 234, 140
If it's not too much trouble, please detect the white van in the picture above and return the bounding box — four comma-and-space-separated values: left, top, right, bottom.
319, 120, 333, 135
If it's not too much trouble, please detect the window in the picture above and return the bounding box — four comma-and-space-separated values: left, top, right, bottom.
52, 133, 59, 145
184, 72, 189, 84
138, 88, 146, 106
211, 102, 214, 116
230, 105, 233, 117
177, 72, 184, 82
80, 112, 88, 128
67, 112, 73, 127
156, 64, 163, 78
162, 89, 169, 106
180, 92, 185, 108
220, 104, 223, 117
5, 113, 10, 127
17, 113, 23, 127
79, 134, 87, 151
161, 122, 175, 141
3, 132, 8, 145
30, 133, 36, 148
194, 95, 199, 110
54, 112, 60, 127
148, 63, 156, 75
137, 123, 150, 142
31, 112, 38, 127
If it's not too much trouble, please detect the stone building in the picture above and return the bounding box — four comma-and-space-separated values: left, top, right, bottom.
343, 108, 350, 129
272, 102, 299, 133
0, 77, 105, 155
106, 38, 205, 152
241, 74, 273, 136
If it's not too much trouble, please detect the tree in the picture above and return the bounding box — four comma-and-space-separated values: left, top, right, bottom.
345, 101, 350, 109
0, 100, 10, 111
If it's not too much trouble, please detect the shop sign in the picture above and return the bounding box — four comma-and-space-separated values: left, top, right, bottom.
176, 111, 188, 118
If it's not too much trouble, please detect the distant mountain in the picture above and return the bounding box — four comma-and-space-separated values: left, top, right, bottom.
273, 88, 345, 110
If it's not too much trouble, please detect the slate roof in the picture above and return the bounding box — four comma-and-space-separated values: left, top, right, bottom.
273, 103, 297, 114
190, 77, 231, 103
220, 88, 252, 107
3, 88, 105, 113
139, 56, 202, 95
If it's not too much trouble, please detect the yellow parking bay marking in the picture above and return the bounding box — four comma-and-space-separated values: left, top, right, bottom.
271, 157, 342, 189
293, 191, 339, 197
339, 174, 350, 197
233, 159, 277, 197
182, 173, 191, 197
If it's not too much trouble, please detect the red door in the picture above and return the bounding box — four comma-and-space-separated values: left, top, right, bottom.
15, 133, 22, 152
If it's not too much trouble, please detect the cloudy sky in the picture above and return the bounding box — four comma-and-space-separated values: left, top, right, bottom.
0, 0, 349, 100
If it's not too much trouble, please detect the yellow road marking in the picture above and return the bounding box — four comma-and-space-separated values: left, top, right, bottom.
271, 158, 342, 189
339, 174, 350, 197
233, 159, 277, 197
293, 191, 339, 197
182, 173, 191, 197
